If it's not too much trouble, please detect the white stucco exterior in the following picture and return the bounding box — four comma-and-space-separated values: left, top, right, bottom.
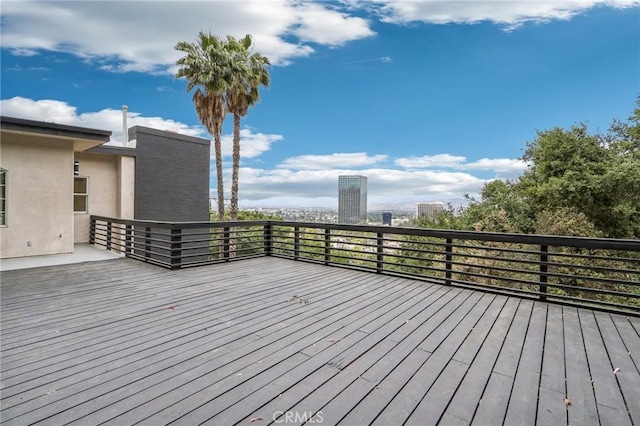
72, 153, 135, 244
118, 156, 135, 219
0, 134, 75, 258
0, 118, 135, 259
73, 153, 118, 243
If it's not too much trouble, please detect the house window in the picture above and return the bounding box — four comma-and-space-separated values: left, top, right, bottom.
0, 168, 6, 225
74, 177, 88, 213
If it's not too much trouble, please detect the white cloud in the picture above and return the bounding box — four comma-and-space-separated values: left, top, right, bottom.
395, 154, 527, 173
292, 2, 374, 45
219, 129, 284, 159
8, 47, 39, 57
368, 0, 639, 28
237, 166, 483, 203
395, 153, 527, 178
395, 154, 467, 169
2, 0, 636, 75
278, 153, 388, 170
344, 56, 393, 65
463, 158, 528, 174
0, 97, 203, 145
156, 86, 176, 93
0, 1, 375, 72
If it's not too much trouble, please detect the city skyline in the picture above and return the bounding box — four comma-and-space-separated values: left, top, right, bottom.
1, 1, 638, 208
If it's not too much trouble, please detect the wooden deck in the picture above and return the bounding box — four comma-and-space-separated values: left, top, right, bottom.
1, 257, 639, 425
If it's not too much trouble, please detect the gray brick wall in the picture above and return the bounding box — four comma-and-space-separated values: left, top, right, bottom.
131, 126, 210, 222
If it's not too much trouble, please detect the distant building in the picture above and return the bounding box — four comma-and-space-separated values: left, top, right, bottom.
382, 212, 392, 226
416, 202, 444, 218
338, 175, 367, 224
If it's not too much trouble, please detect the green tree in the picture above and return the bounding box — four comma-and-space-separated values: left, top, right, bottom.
409, 204, 470, 230
607, 96, 640, 154
463, 180, 534, 233
175, 32, 237, 221
224, 35, 270, 221
236, 210, 283, 221
534, 207, 602, 237
519, 117, 640, 238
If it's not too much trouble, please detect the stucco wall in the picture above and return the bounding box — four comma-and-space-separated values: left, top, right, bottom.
118, 156, 135, 219
0, 136, 74, 258
73, 153, 120, 243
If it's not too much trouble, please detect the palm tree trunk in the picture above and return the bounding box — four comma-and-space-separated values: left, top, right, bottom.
212, 134, 225, 259
230, 112, 241, 221
214, 134, 225, 220
229, 113, 241, 257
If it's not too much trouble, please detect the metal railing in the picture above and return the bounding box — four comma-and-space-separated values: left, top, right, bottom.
90, 216, 640, 315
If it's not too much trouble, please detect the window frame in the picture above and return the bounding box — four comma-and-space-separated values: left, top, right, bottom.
73, 176, 89, 214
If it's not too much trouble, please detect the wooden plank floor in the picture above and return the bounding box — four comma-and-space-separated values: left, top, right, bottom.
1, 257, 639, 425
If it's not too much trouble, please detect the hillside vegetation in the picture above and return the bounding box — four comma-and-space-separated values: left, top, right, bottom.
411, 98, 640, 239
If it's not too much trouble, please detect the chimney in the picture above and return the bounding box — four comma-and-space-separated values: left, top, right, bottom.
122, 105, 128, 146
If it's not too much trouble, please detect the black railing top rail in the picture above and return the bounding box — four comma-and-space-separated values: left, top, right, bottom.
272, 221, 640, 252
91, 215, 640, 252
90, 215, 267, 230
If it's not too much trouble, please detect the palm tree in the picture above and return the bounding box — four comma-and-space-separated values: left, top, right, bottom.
175, 32, 233, 221
224, 35, 271, 220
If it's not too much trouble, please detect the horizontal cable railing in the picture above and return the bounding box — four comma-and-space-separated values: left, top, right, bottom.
90, 216, 640, 315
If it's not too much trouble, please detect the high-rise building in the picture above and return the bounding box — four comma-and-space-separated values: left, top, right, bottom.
338, 175, 367, 224
382, 212, 392, 226
416, 202, 444, 218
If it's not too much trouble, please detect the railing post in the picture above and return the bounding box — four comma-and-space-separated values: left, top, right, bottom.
145, 227, 151, 260
89, 217, 96, 245
106, 221, 112, 251
224, 227, 231, 260
264, 222, 272, 256
324, 228, 331, 265
377, 232, 384, 273
540, 245, 548, 301
445, 238, 453, 285
170, 225, 182, 270
294, 226, 300, 260
125, 225, 132, 255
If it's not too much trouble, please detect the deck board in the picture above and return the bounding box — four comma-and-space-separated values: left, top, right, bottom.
1, 256, 639, 425
594, 311, 640, 425
372, 296, 508, 425
579, 309, 633, 426
340, 293, 492, 426
503, 302, 547, 425
563, 307, 600, 426
438, 297, 521, 424
536, 303, 568, 426
408, 297, 520, 425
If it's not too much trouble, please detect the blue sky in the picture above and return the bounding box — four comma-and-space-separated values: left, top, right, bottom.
1, 1, 638, 208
